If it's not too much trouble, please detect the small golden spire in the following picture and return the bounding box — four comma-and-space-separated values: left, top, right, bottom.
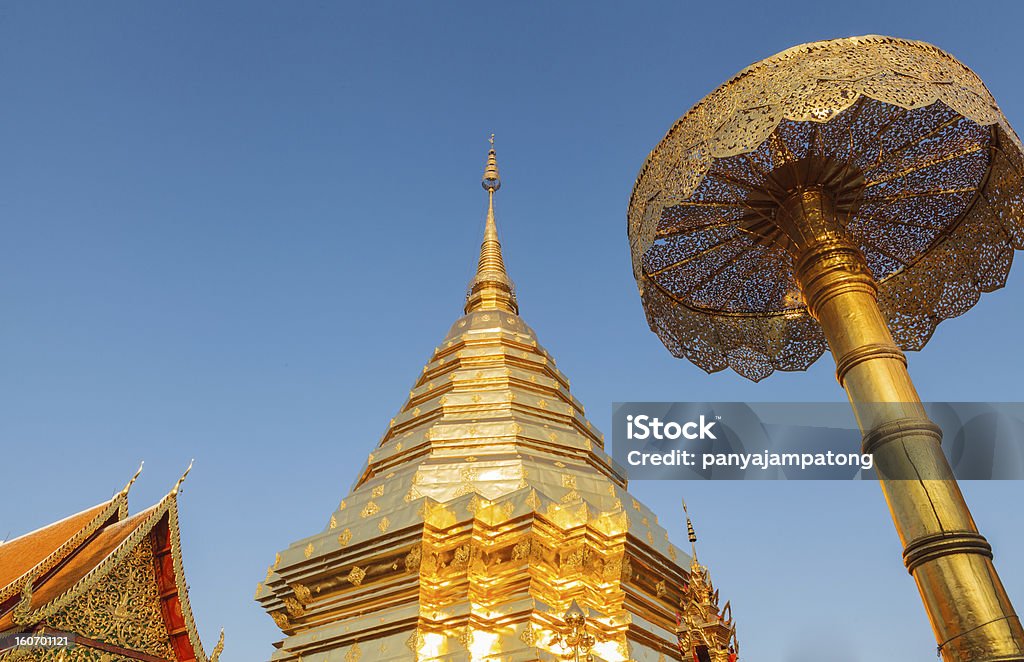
466, 135, 518, 315
682, 498, 698, 556
482, 134, 500, 192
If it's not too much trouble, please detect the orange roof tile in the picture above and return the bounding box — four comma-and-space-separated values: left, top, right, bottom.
33, 505, 156, 610
0, 500, 115, 592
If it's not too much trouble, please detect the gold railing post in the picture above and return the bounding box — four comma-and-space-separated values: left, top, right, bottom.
779, 187, 1024, 661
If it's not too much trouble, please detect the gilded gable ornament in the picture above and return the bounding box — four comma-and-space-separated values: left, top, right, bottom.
48, 540, 176, 660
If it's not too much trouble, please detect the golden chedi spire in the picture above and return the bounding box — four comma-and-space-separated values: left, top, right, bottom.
258, 141, 739, 662
465, 134, 518, 315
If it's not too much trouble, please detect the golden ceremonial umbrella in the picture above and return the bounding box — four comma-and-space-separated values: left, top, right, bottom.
627, 36, 1024, 661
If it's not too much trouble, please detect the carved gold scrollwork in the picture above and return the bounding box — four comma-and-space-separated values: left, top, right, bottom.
512, 536, 532, 560
282, 597, 304, 619
292, 583, 312, 605
405, 545, 422, 573
46, 539, 176, 660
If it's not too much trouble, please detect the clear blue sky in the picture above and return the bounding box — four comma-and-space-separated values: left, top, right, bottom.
2, 2, 1023, 661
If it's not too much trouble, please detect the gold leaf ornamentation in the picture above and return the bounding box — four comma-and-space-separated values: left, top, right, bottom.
46, 539, 176, 659
347, 566, 366, 586
406, 630, 425, 652
512, 536, 532, 560
562, 548, 584, 569
283, 597, 304, 619
293, 583, 312, 605
405, 545, 422, 572
338, 528, 352, 546
447, 545, 470, 572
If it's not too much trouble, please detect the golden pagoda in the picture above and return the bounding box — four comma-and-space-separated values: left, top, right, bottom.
256, 139, 739, 662
0, 464, 224, 662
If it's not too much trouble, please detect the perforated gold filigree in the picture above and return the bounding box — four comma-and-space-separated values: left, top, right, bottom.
47, 538, 176, 660
628, 35, 1024, 380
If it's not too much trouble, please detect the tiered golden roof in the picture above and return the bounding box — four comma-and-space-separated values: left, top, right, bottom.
256, 141, 738, 661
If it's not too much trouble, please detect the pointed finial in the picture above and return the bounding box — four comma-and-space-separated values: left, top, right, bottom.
118, 461, 145, 497
682, 498, 697, 548
172, 459, 194, 496
210, 628, 225, 661
466, 135, 518, 315
482, 134, 501, 192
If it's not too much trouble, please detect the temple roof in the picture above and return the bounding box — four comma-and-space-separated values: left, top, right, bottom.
0, 499, 119, 596
0, 466, 224, 662
0, 466, 138, 606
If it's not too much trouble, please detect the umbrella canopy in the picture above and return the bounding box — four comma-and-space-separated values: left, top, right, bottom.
628, 35, 1024, 381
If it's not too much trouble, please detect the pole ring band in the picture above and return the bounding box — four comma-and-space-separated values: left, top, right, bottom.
903, 531, 993, 574
835, 343, 907, 386
861, 417, 943, 455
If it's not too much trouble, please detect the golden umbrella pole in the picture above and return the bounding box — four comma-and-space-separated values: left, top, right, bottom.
780, 185, 1023, 660
626, 36, 1024, 661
